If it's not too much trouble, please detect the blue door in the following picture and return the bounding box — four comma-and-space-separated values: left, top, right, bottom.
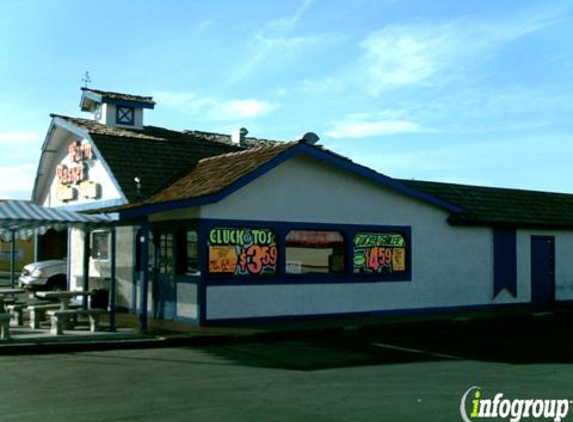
530, 236, 555, 306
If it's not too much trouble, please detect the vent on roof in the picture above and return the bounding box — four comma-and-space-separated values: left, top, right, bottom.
231, 127, 249, 146
301, 132, 320, 145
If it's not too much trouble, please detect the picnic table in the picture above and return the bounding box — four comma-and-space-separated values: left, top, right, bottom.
0, 288, 25, 312
35, 290, 106, 335
35, 290, 93, 310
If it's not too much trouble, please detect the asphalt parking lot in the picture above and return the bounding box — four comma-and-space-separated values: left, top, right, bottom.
1, 311, 573, 421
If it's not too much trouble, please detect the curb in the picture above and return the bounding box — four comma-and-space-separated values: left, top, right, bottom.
0, 324, 349, 356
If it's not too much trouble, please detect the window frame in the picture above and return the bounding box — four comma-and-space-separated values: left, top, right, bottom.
285, 229, 347, 276
116, 106, 135, 126
90, 229, 111, 261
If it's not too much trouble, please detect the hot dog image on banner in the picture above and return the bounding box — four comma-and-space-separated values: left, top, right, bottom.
353, 232, 407, 274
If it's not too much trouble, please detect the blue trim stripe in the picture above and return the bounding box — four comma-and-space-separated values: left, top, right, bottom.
119, 143, 461, 220
493, 228, 517, 297
104, 98, 155, 109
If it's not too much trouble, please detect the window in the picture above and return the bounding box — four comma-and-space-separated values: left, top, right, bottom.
184, 230, 199, 274
91, 230, 110, 260
353, 232, 407, 274
208, 227, 277, 276
286, 230, 345, 274
158, 233, 173, 274
116, 106, 134, 125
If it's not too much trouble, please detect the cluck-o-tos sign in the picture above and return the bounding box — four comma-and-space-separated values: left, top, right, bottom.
55, 140, 100, 202
56, 140, 93, 185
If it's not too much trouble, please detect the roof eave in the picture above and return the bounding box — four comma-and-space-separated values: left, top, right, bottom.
79, 90, 102, 112
114, 142, 463, 219
448, 214, 573, 230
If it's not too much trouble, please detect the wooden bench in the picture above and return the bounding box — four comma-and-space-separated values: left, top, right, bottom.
27, 303, 80, 329
0, 313, 11, 340
47, 309, 106, 335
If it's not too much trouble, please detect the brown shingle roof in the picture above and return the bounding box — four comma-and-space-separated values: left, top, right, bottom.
143, 141, 297, 205
401, 179, 573, 229
52, 115, 245, 201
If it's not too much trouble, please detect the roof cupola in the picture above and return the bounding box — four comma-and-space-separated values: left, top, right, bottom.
79, 88, 155, 130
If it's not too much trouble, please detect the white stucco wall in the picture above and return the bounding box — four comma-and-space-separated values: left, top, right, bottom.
199, 155, 510, 320
69, 226, 136, 308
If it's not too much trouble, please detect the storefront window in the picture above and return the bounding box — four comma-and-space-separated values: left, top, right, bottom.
208, 227, 278, 276
285, 230, 345, 274
353, 232, 406, 274
91, 230, 110, 260
185, 230, 198, 274
158, 233, 173, 274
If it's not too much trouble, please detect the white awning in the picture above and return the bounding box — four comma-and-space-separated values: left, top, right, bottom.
0, 200, 112, 240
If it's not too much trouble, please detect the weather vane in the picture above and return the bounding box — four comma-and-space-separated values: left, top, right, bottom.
81, 71, 91, 88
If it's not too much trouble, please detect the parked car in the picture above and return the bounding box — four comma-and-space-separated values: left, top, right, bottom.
18, 260, 67, 291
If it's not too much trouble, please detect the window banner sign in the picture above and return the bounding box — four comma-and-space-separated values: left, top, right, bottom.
208, 227, 278, 276
353, 232, 407, 274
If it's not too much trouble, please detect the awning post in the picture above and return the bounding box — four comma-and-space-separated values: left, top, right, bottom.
109, 226, 117, 331
82, 228, 90, 310
139, 222, 150, 331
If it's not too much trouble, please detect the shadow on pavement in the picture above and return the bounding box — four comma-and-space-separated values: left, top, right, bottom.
198, 337, 449, 371
361, 311, 573, 365
194, 312, 573, 371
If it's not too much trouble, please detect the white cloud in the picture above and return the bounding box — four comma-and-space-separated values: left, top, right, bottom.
0, 164, 36, 199
216, 99, 279, 120
325, 111, 434, 138
358, 23, 460, 93
228, 33, 319, 86
226, 0, 319, 85
196, 19, 213, 32
346, 136, 573, 193
152, 91, 214, 114
153, 91, 279, 121
267, 0, 316, 32
316, 7, 568, 97
302, 77, 345, 95
0, 132, 40, 143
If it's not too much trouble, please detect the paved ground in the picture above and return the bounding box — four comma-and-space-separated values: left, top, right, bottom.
1, 312, 573, 422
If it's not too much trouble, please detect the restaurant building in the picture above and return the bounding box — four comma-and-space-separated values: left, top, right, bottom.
31, 87, 573, 326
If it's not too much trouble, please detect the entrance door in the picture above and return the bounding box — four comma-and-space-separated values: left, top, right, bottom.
531, 236, 555, 306
154, 232, 176, 319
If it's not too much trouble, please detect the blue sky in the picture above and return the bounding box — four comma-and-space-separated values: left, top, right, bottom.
0, 0, 572, 199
